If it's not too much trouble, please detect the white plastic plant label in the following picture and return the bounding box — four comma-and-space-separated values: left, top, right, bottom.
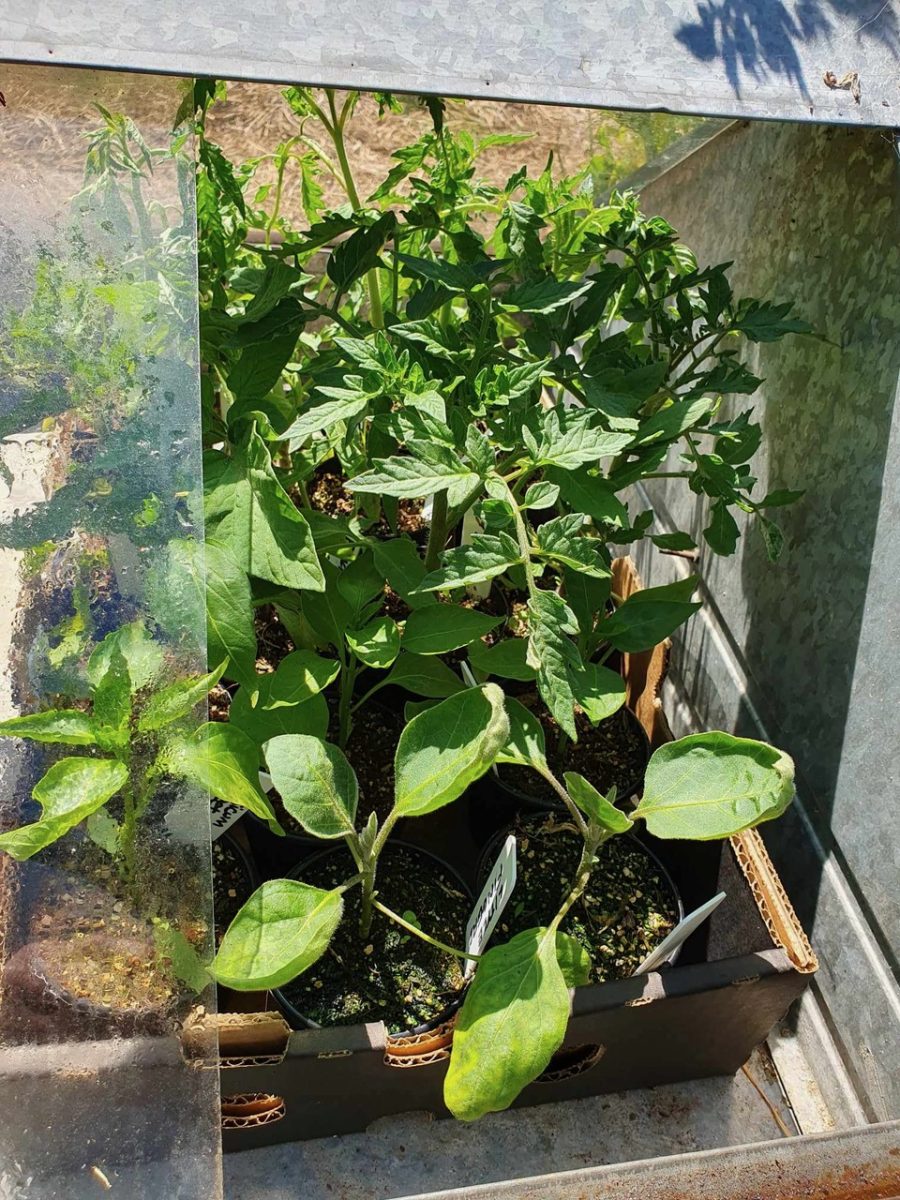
633, 891, 727, 975
465, 834, 517, 976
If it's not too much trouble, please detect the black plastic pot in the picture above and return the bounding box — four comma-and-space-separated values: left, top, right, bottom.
475, 815, 685, 970
271, 839, 473, 1039
213, 828, 260, 944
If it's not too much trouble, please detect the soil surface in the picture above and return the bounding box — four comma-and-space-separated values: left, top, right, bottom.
498, 694, 649, 805
278, 843, 469, 1033
490, 814, 679, 982
213, 835, 256, 943
307, 464, 427, 541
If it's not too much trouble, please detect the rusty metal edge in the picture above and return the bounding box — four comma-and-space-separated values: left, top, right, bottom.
401, 1119, 900, 1200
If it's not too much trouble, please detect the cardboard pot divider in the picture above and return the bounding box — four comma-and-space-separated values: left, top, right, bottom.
202, 557, 817, 1151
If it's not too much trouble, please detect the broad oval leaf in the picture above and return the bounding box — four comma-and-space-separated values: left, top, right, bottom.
444, 926, 570, 1121
382, 652, 465, 698
0, 758, 128, 861
167, 722, 281, 833
572, 661, 626, 724
601, 577, 701, 653
468, 637, 536, 683
230, 687, 329, 747
393, 684, 510, 818
214, 879, 343, 990
0, 710, 97, 746
402, 605, 501, 656
555, 931, 592, 988
346, 617, 401, 669
563, 771, 633, 834
633, 732, 795, 840
264, 734, 358, 838
416, 534, 521, 593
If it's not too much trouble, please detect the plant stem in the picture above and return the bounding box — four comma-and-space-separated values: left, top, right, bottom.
424, 489, 450, 571
502, 478, 539, 602
359, 861, 377, 938
325, 89, 384, 331
375, 900, 477, 961
338, 657, 358, 748
535, 763, 589, 839
550, 837, 605, 932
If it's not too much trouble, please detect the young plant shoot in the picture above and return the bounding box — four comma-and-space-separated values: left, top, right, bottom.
442, 699, 795, 1119
214, 685, 509, 990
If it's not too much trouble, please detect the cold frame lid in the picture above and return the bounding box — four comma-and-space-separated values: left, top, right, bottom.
0, 66, 221, 1198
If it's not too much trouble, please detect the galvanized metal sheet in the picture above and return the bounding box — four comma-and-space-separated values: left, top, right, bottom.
1, 0, 898, 126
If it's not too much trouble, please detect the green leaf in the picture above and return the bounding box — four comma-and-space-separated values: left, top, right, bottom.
336, 551, 385, 625
535, 515, 611, 579
601, 578, 701, 653
372, 538, 437, 611
633, 732, 795, 839
87, 621, 163, 693
0, 710, 97, 746
633, 397, 715, 446
563, 567, 611, 638
417, 533, 521, 592
402, 605, 502, 655
572, 661, 626, 723
167, 722, 281, 833
393, 684, 509, 817
230, 687, 329, 746
0, 758, 128, 861
522, 481, 559, 510
564, 772, 633, 833
214, 879, 344, 990
527, 591, 580, 740
282, 390, 369, 444
346, 449, 479, 501
153, 921, 211, 994
328, 213, 395, 290
86, 808, 120, 855
651, 531, 697, 551
159, 540, 258, 687
758, 488, 804, 509
468, 637, 536, 683
555, 931, 592, 988
731, 299, 810, 343
137, 662, 227, 733
548, 468, 628, 527
209, 431, 324, 591
346, 617, 401, 668
257, 651, 341, 709
500, 277, 593, 314
382, 652, 465, 698
535, 409, 632, 470
91, 642, 132, 753
703, 499, 740, 556
264, 734, 358, 838
227, 332, 297, 402
495, 697, 547, 770
444, 926, 570, 1121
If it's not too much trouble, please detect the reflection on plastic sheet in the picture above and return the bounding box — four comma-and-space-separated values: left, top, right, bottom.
0, 65, 219, 1198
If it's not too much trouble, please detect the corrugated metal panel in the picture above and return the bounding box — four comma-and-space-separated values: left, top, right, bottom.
1, 0, 898, 126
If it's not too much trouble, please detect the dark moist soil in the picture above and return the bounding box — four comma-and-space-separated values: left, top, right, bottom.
213, 836, 255, 944
254, 604, 295, 672
307, 465, 426, 540
498, 694, 648, 805
492, 814, 679, 982
279, 843, 468, 1033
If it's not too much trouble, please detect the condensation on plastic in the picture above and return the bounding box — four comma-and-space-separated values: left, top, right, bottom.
0, 66, 221, 1198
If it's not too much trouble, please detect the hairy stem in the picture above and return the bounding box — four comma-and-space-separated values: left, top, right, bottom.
338, 657, 358, 749
535, 763, 589, 839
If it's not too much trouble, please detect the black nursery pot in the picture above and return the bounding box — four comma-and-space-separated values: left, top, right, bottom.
213, 829, 259, 944
271, 840, 473, 1040
476, 816, 685, 974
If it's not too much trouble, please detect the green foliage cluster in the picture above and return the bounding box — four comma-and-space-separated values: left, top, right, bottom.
0, 82, 808, 1118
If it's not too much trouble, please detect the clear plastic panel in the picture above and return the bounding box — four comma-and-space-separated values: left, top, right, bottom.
0, 66, 220, 1197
